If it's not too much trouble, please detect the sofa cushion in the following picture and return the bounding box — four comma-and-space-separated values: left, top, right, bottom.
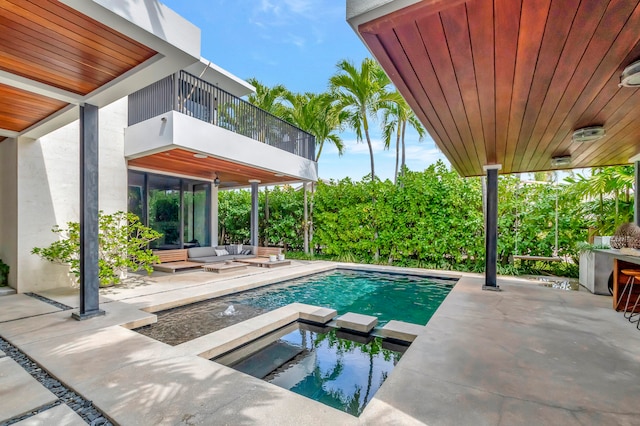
188, 246, 216, 258
188, 256, 217, 263
233, 254, 255, 260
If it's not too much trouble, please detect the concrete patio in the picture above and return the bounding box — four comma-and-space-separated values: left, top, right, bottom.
1, 261, 639, 425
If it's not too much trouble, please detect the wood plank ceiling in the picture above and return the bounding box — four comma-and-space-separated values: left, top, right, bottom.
0, 0, 156, 134
128, 148, 299, 188
358, 0, 640, 177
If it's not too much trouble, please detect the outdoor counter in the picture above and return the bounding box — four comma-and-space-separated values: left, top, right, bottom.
589, 249, 640, 311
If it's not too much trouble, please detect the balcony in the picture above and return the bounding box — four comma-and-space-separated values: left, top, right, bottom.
128, 71, 315, 161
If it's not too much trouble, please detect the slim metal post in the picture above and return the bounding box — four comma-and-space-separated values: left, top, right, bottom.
635, 161, 640, 227
483, 165, 501, 291
249, 180, 260, 247
73, 104, 105, 320
303, 182, 309, 254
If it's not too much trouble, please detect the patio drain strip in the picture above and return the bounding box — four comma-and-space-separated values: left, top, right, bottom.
0, 336, 112, 426
25, 292, 73, 310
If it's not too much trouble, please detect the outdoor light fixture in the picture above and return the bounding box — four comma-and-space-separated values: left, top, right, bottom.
620, 60, 640, 87
551, 156, 572, 167
572, 126, 605, 143
214, 173, 220, 187
193, 153, 207, 159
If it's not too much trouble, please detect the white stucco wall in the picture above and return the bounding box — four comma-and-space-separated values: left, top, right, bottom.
15, 98, 128, 293
0, 138, 18, 289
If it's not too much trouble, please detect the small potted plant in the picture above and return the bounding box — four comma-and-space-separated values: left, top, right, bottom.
0, 259, 9, 286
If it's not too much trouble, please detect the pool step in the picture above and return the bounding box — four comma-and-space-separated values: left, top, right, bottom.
379, 320, 425, 342
335, 312, 377, 334
299, 307, 336, 324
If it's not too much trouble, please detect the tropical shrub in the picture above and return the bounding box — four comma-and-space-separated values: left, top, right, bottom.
32, 211, 161, 287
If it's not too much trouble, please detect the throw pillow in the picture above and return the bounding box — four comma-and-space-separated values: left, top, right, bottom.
214, 249, 229, 256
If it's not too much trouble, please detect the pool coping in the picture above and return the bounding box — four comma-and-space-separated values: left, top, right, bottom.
174, 303, 337, 359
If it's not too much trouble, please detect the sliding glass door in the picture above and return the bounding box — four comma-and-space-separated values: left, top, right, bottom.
128, 170, 211, 249
183, 182, 211, 247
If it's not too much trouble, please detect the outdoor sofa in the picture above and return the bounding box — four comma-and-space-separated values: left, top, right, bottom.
187, 245, 256, 264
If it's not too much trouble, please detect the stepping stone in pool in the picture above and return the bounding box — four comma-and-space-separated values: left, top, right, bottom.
336, 312, 377, 334
379, 320, 425, 343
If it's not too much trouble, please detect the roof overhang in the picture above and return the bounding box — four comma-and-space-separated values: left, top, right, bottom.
348, 0, 640, 176
184, 58, 256, 98
0, 0, 201, 140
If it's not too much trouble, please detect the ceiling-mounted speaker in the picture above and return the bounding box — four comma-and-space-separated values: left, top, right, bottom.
551, 156, 572, 167
620, 60, 640, 87
572, 126, 605, 143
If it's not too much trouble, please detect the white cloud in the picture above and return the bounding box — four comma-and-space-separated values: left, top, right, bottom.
342, 138, 387, 155
249, 0, 342, 47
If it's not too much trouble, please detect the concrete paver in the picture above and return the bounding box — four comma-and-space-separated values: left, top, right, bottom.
0, 300, 155, 347
367, 276, 640, 424
0, 287, 16, 297
36, 287, 110, 308
13, 404, 86, 426
1, 263, 639, 425
0, 294, 60, 323
0, 357, 58, 423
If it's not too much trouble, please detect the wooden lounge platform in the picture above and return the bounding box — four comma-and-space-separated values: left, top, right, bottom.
236, 257, 291, 268
152, 249, 202, 273
202, 262, 247, 273
512, 255, 562, 262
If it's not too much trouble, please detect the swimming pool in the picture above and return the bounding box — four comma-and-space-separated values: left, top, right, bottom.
136, 269, 455, 345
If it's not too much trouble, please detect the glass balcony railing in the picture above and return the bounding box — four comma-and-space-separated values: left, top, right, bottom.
128, 71, 315, 161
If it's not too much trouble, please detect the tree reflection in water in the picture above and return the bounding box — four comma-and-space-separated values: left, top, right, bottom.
261, 324, 405, 416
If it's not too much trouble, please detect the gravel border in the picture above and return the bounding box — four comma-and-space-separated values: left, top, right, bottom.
24, 293, 73, 311
0, 336, 112, 426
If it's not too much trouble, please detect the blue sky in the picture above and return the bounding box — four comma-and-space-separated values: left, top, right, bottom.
161, 0, 448, 181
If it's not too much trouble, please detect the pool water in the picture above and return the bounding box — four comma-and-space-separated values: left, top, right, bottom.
215, 322, 407, 416
239, 270, 454, 326
136, 270, 455, 345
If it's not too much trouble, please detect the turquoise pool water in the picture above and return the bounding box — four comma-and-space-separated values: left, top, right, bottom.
236, 269, 455, 326
215, 322, 406, 416
136, 269, 455, 345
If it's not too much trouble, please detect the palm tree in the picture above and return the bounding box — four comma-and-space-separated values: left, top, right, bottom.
245, 78, 289, 117
283, 91, 345, 253
283, 91, 345, 161
329, 58, 392, 181
565, 166, 635, 233
381, 91, 426, 184
245, 79, 291, 245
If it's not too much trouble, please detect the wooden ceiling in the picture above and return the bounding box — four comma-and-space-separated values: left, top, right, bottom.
359, 0, 640, 177
0, 0, 156, 134
0, 83, 67, 132
128, 148, 298, 187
